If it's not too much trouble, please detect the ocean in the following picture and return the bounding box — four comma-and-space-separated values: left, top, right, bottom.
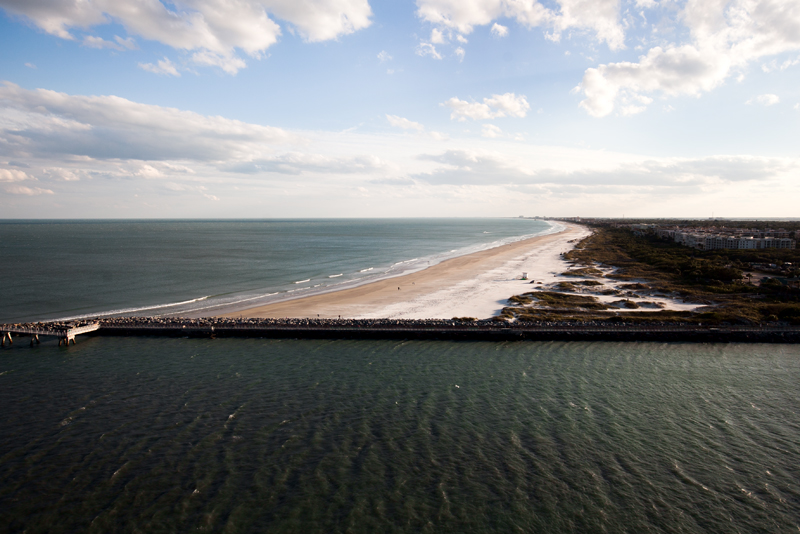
0, 218, 555, 323
1, 338, 798, 533
1, 219, 799, 533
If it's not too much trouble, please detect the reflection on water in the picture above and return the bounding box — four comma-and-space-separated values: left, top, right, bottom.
1, 338, 799, 533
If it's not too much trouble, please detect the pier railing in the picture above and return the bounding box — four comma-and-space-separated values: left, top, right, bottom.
1, 323, 100, 346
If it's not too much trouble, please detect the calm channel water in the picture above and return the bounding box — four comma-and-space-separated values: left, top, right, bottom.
1, 338, 798, 533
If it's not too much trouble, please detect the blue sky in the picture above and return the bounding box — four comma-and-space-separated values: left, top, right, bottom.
1, 0, 799, 218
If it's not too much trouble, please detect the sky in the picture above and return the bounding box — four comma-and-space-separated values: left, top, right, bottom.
0, 0, 798, 218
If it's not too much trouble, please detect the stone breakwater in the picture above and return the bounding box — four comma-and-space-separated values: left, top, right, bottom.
2, 317, 800, 343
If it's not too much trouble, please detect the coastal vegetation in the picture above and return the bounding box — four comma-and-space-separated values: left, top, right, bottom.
561, 267, 604, 277
501, 223, 800, 325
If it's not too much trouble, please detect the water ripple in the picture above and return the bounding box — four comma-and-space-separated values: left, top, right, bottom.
1, 339, 799, 533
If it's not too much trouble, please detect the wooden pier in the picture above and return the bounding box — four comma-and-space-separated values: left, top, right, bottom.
1, 323, 100, 346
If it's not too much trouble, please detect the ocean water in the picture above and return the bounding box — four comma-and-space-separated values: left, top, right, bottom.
1, 338, 799, 533
3, 219, 799, 533
0, 218, 554, 323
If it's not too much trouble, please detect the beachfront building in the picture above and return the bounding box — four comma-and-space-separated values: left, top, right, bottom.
671, 230, 795, 250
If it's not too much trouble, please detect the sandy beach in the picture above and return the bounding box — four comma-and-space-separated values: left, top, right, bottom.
221, 222, 590, 320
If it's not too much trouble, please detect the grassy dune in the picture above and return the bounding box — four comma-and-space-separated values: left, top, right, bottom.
500, 226, 800, 325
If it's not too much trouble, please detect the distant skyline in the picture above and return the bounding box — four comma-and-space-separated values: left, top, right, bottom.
0, 0, 798, 218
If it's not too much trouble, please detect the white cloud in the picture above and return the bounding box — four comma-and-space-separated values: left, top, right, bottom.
191, 50, 248, 75
82, 35, 125, 50
414, 150, 796, 187
139, 57, 180, 77
114, 35, 137, 50
386, 114, 448, 141
387, 115, 425, 131
415, 0, 625, 50
554, 0, 624, 49
619, 93, 653, 115
377, 50, 392, 62
0, 82, 403, 207
482, 124, 502, 137
24, 62, 36, 69
579, 45, 731, 117
5, 185, 53, 195
746, 94, 780, 106
162, 182, 218, 202
135, 164, 163, 178
418, 28, 470, 61
416, 42, 442, 59
442, 92, 530, 120
223, 153, 385, 175
795, 103, 800, 111
442, 98, 494, 120
490, 22, 508, 37
43, 167, 81, 181
761, 56, 800, 71
485, 93, 530, 117
0, 168, 30, 182
0, 82, 292, 162
578, 0, 800, 117
0, 0, 372, 73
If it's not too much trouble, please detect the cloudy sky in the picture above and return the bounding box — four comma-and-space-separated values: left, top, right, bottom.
1, 0, 798, 218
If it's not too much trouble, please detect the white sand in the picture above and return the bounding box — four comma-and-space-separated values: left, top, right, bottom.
357, 225, 593, 319
222, 222, 704, 320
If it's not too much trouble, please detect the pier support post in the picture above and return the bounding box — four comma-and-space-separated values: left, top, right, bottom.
2, 332, 11, 346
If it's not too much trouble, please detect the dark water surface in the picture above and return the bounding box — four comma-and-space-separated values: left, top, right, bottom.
1, 338, 799, 533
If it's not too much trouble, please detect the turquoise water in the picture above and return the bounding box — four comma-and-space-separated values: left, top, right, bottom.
1, 338, 799, 533
0, 218, 553, 323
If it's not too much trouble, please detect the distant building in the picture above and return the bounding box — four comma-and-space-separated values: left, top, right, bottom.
671, 230, 795, 250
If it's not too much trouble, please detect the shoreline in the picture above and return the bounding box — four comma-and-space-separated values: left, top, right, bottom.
219, 222, 587, 319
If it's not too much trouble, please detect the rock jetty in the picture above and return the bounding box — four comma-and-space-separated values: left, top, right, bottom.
2, 317, 799, 343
